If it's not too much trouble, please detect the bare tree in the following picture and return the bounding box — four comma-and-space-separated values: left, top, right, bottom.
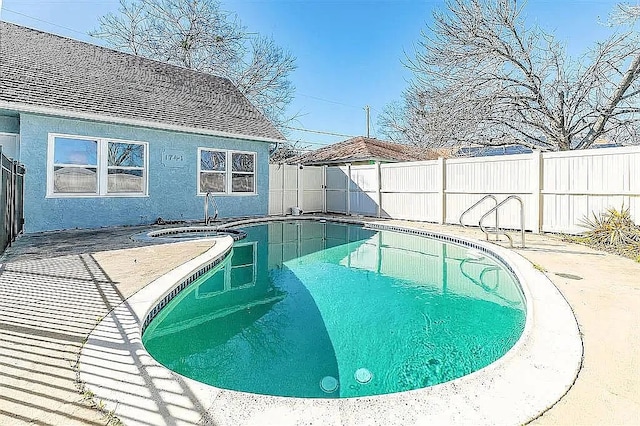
108, 143, 144, 166
268, 141, 308, 164
377, 101, 429, 147
611, 3, 640, 24
91, 0, 296, 129
381, 0, 640, 150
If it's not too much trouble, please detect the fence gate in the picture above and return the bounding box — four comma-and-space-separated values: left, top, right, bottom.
348, 165, 378, 216
269, 164, 324, 215
299, 166, 324, 213
326, 166, 348, 213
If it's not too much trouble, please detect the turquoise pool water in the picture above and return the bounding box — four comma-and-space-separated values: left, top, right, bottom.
143, 221, 526, 398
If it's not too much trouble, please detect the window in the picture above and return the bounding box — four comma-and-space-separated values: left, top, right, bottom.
199, 149, 226, 193
231, 152, 255, 193
48, 134, 148, 197
52, 137, 98, 194
198, 148, 255, 195
196, 242, 257, 298
229, 243, 256, 288
107, 142, 146, 193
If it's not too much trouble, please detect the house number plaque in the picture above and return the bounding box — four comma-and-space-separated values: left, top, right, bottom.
162, 150, 186, 168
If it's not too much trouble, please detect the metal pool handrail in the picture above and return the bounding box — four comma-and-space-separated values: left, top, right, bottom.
459, 195, 498, 239
459, 258, 522, 306
479, 195, 525, 248
204, 192, 219, 225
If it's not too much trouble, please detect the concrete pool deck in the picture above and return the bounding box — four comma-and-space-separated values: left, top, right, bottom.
0, 219, 638, 425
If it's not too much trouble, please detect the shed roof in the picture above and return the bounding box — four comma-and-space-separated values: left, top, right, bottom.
287, 136, 442, 165
0, 21, 284, 141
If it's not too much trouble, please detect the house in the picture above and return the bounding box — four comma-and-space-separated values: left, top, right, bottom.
286, 136, 445, 166
0, 21, 285, 233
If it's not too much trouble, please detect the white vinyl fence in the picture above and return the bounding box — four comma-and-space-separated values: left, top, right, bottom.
270, 145, 640, 234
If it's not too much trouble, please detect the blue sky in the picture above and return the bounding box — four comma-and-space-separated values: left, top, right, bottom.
0, 0, 625, 149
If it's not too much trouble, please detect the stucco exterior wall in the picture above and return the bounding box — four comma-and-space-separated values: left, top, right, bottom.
0, 115, 19, 134
20, 113, 270, 233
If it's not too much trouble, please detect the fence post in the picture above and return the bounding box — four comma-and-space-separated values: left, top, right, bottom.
279, 165, 285, 215
531, 151, 543, 233
346, 163, 351, 215
322, 165, 327, 213
438, 157, 446, 224
9, 161, 15, 242
0, 149, 8, 252
15, 162, 24, 236
376, 161, 382, 218
297, 164, 303, 212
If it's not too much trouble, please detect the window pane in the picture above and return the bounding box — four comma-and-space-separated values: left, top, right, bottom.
231, 244, 254, 266
231, 266, 254, 288
108, 142, 144, 167
108, 169, 144, 193
200, 150, 226, 171
53, 166, 97, 193
200, 172, 225, 193
232, 153, 254, 172
54, 137, 97, 165
197, 269, 225, 297
232, 173, 255, 193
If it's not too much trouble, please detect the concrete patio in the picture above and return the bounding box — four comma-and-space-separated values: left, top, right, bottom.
0, 220, 638, 425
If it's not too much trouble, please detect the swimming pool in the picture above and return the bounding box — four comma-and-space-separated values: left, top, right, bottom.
80, 216, 583, 425
142, 220, 526, 398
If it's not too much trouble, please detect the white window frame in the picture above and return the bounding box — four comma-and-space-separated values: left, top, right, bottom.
195, 241, 257, 299
197, 147, 257, 196
47, 133, 149, 198
197, 147, 227, 195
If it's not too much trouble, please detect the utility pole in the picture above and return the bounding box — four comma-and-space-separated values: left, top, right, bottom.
365, 105, 370, 138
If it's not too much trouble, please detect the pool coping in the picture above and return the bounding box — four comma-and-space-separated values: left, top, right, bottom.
130, 226, 247, 243
79, 216, 582, 426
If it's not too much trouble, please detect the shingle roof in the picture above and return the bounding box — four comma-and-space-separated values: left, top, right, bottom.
0, 21, 284, 141
287, 136, 443, 165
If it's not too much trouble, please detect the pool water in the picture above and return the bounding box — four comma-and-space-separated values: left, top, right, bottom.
143, 221, 525, 398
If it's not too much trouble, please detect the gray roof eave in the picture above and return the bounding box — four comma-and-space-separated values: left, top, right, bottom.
2, 101, 286, 144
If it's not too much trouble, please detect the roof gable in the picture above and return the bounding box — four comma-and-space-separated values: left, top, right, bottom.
0, 21, 284, 141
